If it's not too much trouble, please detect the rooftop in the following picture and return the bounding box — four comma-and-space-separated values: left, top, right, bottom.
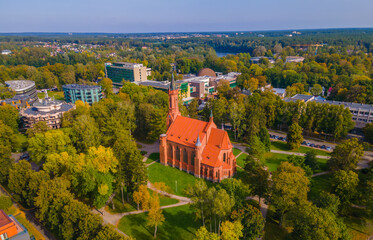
0, 210, 12, 228
5, 80, 35, 92
286, 94, 314, 102
314, 99, 373, 111
63, 84, 101, 90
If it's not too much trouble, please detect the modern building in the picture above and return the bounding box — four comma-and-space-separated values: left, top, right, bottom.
105, 62, 147, 86
159, 76, 236, 182
1, 80, 38, 109
197, 68, 217, 77
138, 80, 191, 103
20, 91, 75, 129
62, 84, 102, 105
0, 210, 31, 240
214, 72, 240, 89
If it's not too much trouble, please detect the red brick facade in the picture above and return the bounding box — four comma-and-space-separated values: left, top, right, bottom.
159, 79, 236, 182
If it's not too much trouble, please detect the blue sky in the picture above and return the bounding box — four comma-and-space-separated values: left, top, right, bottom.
0, 0, 372, 33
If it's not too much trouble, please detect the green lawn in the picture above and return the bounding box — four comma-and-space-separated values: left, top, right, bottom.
118, 204, 201, 240
270, 141, 330, 156
233, 148, 242, 156
37, 91, 64, 100
263, 152, 290, 171
146, 152, 160, 164
147, 162, 211, 196
263, 152, 328, 172
236, 153, 248, 168
308, 174, 333, 201
107, 189, 179, 214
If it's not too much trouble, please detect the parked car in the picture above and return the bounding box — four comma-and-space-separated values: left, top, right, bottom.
301, 141, 307, 145
326, 147, 332, 151
310, 143, 315, 147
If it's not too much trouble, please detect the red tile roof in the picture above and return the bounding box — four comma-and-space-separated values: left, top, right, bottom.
0, 210, 12, 228
167, 116, 208, 147
208, 128, 232, 149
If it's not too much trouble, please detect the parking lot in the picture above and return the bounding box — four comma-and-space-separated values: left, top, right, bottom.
269, 133, 334, 151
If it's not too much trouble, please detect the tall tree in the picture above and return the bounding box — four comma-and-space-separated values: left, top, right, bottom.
271, 162, 310, 225
185, 180, 209, 226
332, 170, 359, 206
0, 105, 19, 132
220, 221, 243, 240
287, 122, 303, 150
147, 195, 164, 238
328, 138, 364, 172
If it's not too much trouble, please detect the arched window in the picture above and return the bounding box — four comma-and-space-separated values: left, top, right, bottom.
169, 144, 173, 159
183, 149, 188, 163
176, 146, 180, 161
223, 153, 226, 162
191, 151, 195, 166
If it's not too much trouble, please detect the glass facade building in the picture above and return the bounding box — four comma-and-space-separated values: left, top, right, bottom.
62, 84, 102, 104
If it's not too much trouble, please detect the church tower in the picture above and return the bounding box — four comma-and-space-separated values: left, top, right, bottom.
167, 74, 181, 129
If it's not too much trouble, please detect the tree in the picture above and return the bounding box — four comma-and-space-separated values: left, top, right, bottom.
304, 150, 319, 170
188, 98, 199, 119
218, 178, 251, 208
133, 185, 150, 210
231, 204, 264, 240
363, 122, 373, 144
213, 189, 235, 235
185, 180, 209, 226
287, 155, 313, 177
28, 129, 75, 164
287, 202, 344, 240
0, 144, 12, 183
271, 162, 310, 225
0, 120, 20, 151
0, 195, 12, 210
310, 84, 323, 96
244, 157, 269, 203
328, 138, 364, 172
258, 127, 270, 152
194, 226, 219, 240
99, 78, 113, 96
220, 221, 243, 240
26, 121, 49, 137
0, 105, 19, 132
332, 170, 359, 206
315, 191, 340, 215
229, 99, 245, 141
71, 114, 100, 153
147, 195, 164, 238
8, 160, 32, 205
287, 122, 303, 150
246, 136, 266, 163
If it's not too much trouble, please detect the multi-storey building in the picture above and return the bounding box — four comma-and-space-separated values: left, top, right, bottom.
159, 76, 236, 182
105, 62, 147, 86
1, 80, 38, 109
62, 84, 102, 105
20, 91, 75, 129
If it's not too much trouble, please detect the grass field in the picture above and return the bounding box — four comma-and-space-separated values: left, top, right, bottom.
37, 91, 64, 100
270, 141, 330, 156
236, 153, 248, 168
107, 189, 179, 214
118, 204, 200, 240
263, 152, 328, 172
146, 152, 160, 164
308, 173, 333, 201
233, 148, 242, 156
147, 162, 211, 196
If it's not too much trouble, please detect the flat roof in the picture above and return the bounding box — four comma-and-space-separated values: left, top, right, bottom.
5, 80, 35, 92
314, 99, 373, 111
139, 80, 169, 89
291, 94, 314, 101
63, 84, 101, 90
23, 103, 74, 116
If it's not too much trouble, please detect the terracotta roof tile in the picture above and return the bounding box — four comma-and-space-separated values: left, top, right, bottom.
167, 116, 208, 147
0, 210, 12, 228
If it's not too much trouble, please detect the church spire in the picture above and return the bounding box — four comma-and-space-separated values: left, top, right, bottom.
170, 73, 176, 90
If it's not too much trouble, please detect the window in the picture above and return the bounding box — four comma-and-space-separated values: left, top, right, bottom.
183, 149, 188, 163
1, 233, 8, 240
169, 145, 173, 159
176, 146, 180, 161
191, 152, 195, 166
223, 153, 226, 162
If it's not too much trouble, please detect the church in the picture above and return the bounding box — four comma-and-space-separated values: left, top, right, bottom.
159, 76, 236, 182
